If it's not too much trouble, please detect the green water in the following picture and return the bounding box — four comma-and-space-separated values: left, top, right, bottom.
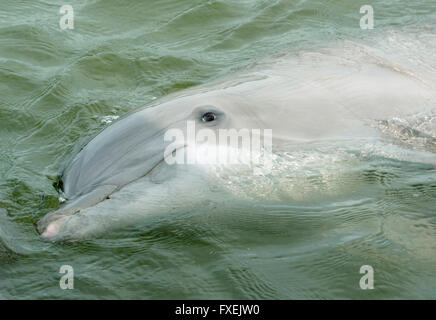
1, 0, 435, 299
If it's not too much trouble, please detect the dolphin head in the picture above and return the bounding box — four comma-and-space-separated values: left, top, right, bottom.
36, 88, 256, 240
80, 89, 264, 191
62, 99, 229, 199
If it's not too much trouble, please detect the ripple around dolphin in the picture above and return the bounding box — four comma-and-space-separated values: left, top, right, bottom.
2, 157, 436, 298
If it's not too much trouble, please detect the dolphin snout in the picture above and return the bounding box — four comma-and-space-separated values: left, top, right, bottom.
39, 220, 61, 239
36, 210, 72, 240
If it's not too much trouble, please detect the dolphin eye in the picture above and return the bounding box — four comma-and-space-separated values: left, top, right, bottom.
201, 112, 216, 123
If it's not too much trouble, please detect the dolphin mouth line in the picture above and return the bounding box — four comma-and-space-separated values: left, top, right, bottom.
36, 144, 188, 238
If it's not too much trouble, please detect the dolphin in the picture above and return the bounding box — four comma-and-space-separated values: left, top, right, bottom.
37, 36, 436, 241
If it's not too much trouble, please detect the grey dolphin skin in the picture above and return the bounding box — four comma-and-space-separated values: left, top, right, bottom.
37, 36, 436, 241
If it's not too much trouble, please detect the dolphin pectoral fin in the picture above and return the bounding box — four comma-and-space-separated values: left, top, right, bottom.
37, 184, 118, 239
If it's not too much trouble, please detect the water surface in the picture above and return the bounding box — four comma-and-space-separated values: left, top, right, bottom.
0, 0, 435, 299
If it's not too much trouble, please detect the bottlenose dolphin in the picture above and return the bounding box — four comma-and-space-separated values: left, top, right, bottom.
37, 35, 436, 241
